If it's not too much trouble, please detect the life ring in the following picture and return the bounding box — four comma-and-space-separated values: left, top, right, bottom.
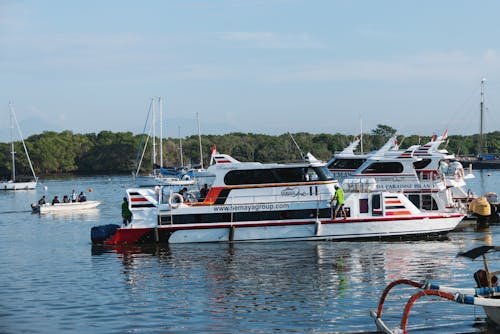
168, 193, 184, 208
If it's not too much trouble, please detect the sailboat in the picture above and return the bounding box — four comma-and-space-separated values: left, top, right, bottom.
133, 97, 196, 188
0, 103, 38, 190
458, 79, 500, 169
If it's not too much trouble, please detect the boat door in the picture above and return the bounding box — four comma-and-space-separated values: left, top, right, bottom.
371, 193, 383, 216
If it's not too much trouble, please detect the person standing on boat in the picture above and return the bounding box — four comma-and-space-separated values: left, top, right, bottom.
122, 197, 132, 226
71, 190, 77, 203
62, 195, 70, 203
331, 185, 346, 219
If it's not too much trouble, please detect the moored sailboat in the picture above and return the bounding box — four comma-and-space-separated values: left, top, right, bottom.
0, 102, 38, 190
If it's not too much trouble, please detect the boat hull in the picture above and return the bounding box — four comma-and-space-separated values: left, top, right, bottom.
36, 200, 101, 214
103, 214, 463, 245
0, 180, 37, 190
484, 305, 500, 327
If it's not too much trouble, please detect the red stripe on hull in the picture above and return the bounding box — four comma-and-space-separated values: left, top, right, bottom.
104, 228, 151, 245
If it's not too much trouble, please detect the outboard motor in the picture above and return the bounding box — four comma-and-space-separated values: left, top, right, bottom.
91, 224, 120, 244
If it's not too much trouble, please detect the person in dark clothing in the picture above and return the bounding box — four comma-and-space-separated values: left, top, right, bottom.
199, 184, 209, 200
38, 196, 46, 205
52, 196, 60, 205
78, 192, 87, 202
122, 197, 132, 226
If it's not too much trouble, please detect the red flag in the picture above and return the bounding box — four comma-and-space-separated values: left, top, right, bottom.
209, 145, 217, 165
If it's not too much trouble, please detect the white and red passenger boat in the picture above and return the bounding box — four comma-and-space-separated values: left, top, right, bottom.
328, 132, 476, 215
91, 152, 464, 245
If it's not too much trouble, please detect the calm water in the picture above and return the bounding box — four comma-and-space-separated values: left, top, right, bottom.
1, 171, 500, 333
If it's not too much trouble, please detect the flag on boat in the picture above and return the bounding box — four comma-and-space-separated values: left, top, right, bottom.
209, 145, 217, 165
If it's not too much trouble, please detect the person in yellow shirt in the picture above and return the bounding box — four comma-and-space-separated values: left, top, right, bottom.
331, 185, 347, 219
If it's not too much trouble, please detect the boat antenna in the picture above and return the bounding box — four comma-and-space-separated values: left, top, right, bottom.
197, 112, 204, 169
288, 132, 305, 160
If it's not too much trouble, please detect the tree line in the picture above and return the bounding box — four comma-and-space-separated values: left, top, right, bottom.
0, 125, 498, 178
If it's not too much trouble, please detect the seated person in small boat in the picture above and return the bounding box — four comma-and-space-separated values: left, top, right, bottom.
474, 269, 499, 287
78, 192, 87, 202
38, 196, 46, 205
71, 190, 77, 202
62, 195, 70, 203
52, 196, 60, 205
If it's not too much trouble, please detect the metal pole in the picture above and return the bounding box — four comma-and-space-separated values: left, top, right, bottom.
152, 97, 156, 169
479, 78, 486, 155
159, 97, 163, 169
197, 112, 204, 169
9, 102, 15, 182
179, 126, 184, 166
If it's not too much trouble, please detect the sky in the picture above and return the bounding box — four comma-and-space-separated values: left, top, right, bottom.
1, 0, 500, 143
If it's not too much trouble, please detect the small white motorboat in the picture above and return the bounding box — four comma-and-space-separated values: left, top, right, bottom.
31, 200, 101, 214
371, 246, 500, 333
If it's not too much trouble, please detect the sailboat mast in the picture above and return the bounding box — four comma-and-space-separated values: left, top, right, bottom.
360, 115, 364, 154
9, 103, 16, 182
197, 112, 204, 169
159, 97, 163, 169
179, 126, 184, 166
151, 97, 156, 169
479, 78, 486, 155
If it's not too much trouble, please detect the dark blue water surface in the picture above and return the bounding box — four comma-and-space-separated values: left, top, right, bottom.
1, 171, 500, 333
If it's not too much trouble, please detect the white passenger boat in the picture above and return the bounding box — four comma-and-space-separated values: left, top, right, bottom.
32, 200, 101, 214
327, 132, 475, 215
91, 152, 464, 245
372, 246, 500, 333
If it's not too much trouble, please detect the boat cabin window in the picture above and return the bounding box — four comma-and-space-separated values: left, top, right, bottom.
372, 194, 382, 216
408, 194, 438, 210
224, 166, 333, 185
413, 159, 431, 170
361, 162, 403, 174
359, 198, 369, 213
328, 158, 366, 170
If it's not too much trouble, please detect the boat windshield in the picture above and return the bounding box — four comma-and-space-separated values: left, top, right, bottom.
328, 158, 366, 170
313, 166, 334, 181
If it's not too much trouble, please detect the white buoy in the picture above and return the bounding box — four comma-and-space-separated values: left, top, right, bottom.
315, 218, 322, 236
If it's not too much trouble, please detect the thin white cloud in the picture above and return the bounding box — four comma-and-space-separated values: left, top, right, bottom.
219, 31, 324, 49
263, 50, 500, 83
357, 28, 398, 39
